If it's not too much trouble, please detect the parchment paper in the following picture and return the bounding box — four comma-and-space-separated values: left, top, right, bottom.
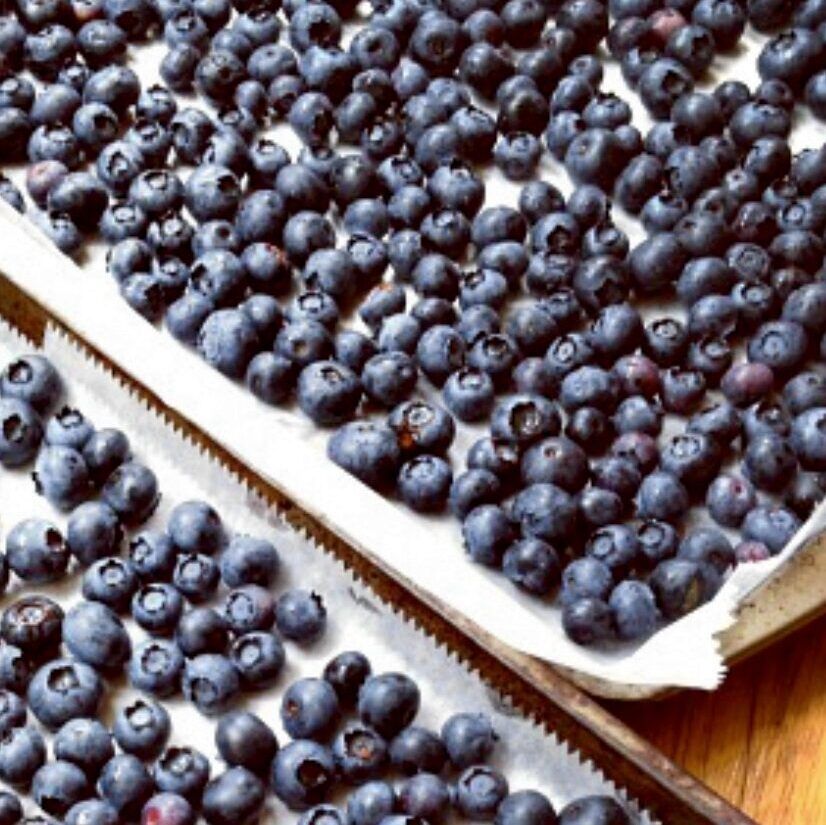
0, 319, 652, 822
1, 22, 826, 690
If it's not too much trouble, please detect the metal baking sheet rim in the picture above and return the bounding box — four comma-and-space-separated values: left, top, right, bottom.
0, 204, 824, 701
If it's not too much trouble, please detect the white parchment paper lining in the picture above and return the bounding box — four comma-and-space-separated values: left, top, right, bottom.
0, 318, 653, 822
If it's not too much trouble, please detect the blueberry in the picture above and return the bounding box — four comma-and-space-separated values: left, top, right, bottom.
216, 710, 278, 775
0, 645, 32, 695
5, 519, 69, 583
63, 601, 130, 672
1, 596, 62, 656
678, 528, 735, 574
1, 356, 61, 415
0, 726, 45, 786
521, 436, 589, 492
230, 631, 284, 690
0, 792, 22, 825
784, 471, 826, 518
720, 362, 774, 408
132, 583, 183, 635
182, 165, 240, 225
0, 690, 25, 737
27, 659, 102, 730
275, 589, 326, 643
441, 712, 496, 769
328, 421, 401, 492
0, 399, 43, 467
462, 504, 515, 567
513, 482, 579, 545
562, 596, 612, 645
496, 790, 557, 825
706, 474, 756, 529
578, 487, 624, 530
101, 461, 159, 525
113, 697, 170, 760
357, 672, 420, 740
65, 799, 119, 825
154, 746, 211, 802
79, 557, 134, 616
442, 368, 495, 422
397, 455, 452, 512
503, 538, 561, 596
649, 559, 716, 619
456, 765, 509, 820
129, 530, 176, 581
636, 471, 689, 523
330, 723, 387, 784
321, 651, 371, 709
173, 608, 226, 659
659, 432, 721, 489
271, 740, 336, 811
140, 793, 195, 825
99, 754, 154, 820
53, 718, 113, 778
183, 654, 239, 716
790, 407, 826, 471
222, 585, 273, 635
744, 433, 797, 491
168, 500, 224, 555
558, 796, 630, 825
202, 767, 266, 825
347, 781, 395, 825
31, 759, 88, 816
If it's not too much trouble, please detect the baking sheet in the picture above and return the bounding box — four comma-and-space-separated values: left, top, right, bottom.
0, 318, 651, 822
2, 20, 826, 691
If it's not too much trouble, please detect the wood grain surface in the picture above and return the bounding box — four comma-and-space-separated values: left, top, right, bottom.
613, 612, 826, 824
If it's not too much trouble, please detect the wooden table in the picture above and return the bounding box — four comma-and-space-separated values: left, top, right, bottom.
613, 612, 826, 824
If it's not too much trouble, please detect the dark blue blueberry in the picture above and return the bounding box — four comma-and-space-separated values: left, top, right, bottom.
274, 589, 326, 643
99, 754, 153, 820
397, 455, 451, 512
520, 436, 589, 492
154, 746, 211, 802
5, 519, 68, 583
53, 718, 113, 778
101, 460, 158, 525
223, 585, 274, 635
271, 740, 335, 812
0, 725, 45, 786
132, 583, 183, 636
461, 504, 514, 567
113, 697, 170, 760
649, 559, 719, 619
128, 530, 176, 581
173, 553, 219, 603
636, 471, 689, 523
128, 638, 183, 698
331, 723, 387, 784
230, 631, 285, 690
0, 690, 25, 738
82, 556, 137, 613
63, 601, 130, 672
214, 710, 277, 777
328, 421, 401, 491
456, 766, 509, 820
706, 474, 756, 528
558, 796, 630, 824
27, 659, 102, 730
175, 608, 227, 658
31, 760, 88, 817
182, 653, 239, 716
0, 399, 42, 467
347, 782, 395, 825
678, 528, 735, 575
83, 427, 130, 484
202, 766, 266, 825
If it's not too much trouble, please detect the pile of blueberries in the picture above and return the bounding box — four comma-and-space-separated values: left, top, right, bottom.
0, 658, 635, 825
0, 350, 634, 825
3, 0, 826, 648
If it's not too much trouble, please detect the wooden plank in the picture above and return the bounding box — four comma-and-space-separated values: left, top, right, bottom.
614, 611, 826, 823
0, 272, 753, 825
